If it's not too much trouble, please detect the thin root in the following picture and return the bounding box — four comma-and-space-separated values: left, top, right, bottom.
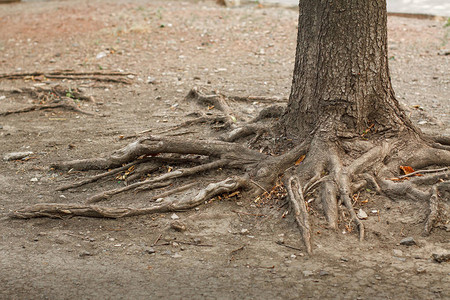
86, 159, 230, 203
0, 102, 93, 117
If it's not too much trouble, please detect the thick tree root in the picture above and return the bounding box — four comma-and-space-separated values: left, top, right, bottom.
285, 176, 312, 254
11, 177, 246, 219
186, 87, 236, 125
10, 97, 449, 254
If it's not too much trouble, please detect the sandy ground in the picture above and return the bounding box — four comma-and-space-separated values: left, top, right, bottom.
0, 0, 449, 299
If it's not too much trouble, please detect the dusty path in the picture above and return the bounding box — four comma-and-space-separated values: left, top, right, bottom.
0, 0, 449, 299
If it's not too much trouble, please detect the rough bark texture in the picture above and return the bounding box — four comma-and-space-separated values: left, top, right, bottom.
282, 0, 408, 138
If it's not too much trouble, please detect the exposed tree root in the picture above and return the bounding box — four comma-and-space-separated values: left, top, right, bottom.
0, 102, 93, 117
0, 70, 134, 84
285, 176, 312, 254
56, 158, 156, 191
0, 85, 95, 116
11, 177, 245, 219
186, 87, 236, 125
9, 88, 449, 254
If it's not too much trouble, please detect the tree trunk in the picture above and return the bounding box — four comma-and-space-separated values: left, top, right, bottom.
282, 0, 409, 139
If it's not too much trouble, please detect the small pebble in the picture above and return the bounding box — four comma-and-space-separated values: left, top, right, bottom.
432, 253, 450, 263
357, 209, 368, 220
400, 237, 416, 246
240, 229, 249, 235
144, 248, 156, 254
302, 270, 313, 277
79, 251, 92, 257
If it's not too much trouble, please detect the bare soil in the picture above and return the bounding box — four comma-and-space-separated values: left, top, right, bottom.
0, 0, 449, 299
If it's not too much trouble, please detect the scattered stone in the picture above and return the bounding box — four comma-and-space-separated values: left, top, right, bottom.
193, 238, 201, 244
172, 242, 179, 247
290, 254, 297, 259
357, 209, 368, 220
393, 249, 403, 257
438, 49, 450, 56
319, 270, 329, 276
432, 253, 450, 263
240, 228, 249, 235
302, 270, 314, 277
162, 250, 172, 256
79, 251, 92, 257
144, 247, 156, 254
171, 252, 182, 258
194, 207, 200, 211
171, 213, 180, 220
30, 177, 38, 182
340, 257, 349, 262
96, 52, 107, 59
416, 267, 426, 274
0, 95, 6, 100
170, 221, 186, 232
155, 198, 164, 203
3, 151, 33, 161
400, 237, 416, 246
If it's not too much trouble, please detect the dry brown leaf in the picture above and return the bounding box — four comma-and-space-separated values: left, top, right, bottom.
400, 165, 415, 175
295, 155, 306, 165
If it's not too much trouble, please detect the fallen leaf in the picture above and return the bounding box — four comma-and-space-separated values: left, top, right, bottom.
295, 155, 305, 165
400, 166, 415, 175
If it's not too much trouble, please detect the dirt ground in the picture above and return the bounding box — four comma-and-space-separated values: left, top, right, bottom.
0, 0, 449, 299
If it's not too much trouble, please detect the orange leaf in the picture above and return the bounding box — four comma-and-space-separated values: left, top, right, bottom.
295, 155, 306, 165
400, 166, 415, 175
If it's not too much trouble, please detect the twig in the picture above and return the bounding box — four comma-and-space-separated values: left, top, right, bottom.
275, 241, 303, 252
150, 182, 198, 201
230, 245, 245, 255
250, 179, 269, 194
397, 167, 449, 179
177, 241, 214, 247
152, 233, 162, 246
232, 210, 266, 217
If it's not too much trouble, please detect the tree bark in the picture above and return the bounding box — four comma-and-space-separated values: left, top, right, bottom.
282, 0, 409, 139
